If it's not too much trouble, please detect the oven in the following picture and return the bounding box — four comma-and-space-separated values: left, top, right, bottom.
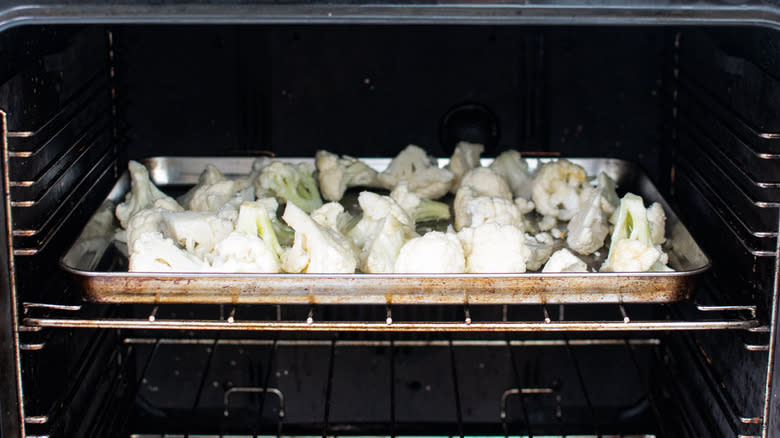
0, 2, 778, 437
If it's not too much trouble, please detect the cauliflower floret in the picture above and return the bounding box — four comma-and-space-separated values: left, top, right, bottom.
235, 157, 272, 191
377, 144, 453, 199
315, 150, 381, 202
360, 215, 418, 273
538, 215, 557, 231
390, 182, 451, 224
566, 172, 619, 255
116, 161, 182, 228
208, 231, 280, 273
603, 239, 665, 272
464, 196, 526, 230
542, 248, 588, 272
394, 231, 465, 273
347, 191, 413, 250
129, 232, 209, 272
235, 201, 283, 258
447, 141, 484, 193
458, 223, 530, 273
126, 208, 167, 252
453, 168, 513, 230
531, 159, 589, 221
159, 211, 234, 259
490, 150, 533, 199
601, 193, 671, 272
514, 197, 535, 214
647, 202, 667, 245
525, 232, 555, 271
255, 161, 323, 213
311, 202, 357, 235
281, 202, 358, 273
178, 164, 228, 207
190, 180, 246, 212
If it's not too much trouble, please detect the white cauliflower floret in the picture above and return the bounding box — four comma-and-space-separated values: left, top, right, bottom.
458, 223, 530, 273
601, 193, 672, 272
348, 191, 413, 250
281, 202, 358, 273
190, 180, 245, 212
178, 164, 228, 207
116, 161, 182, 228
377, 144, 453, 199
566, 172, 619, 255
531, 159, 589, 221
315, 150, 381, 202
447, 141, 484, 193
360, 215, 418, 273
125, 208, 167, 252
235, 157, 272, 191
311, 202, 356, 235
255, 161, 323, 213
159, 211, 233, 259
453, 168, 513, 230
647, 202, 667, 245
235, 201, 283, 258
394, 231, 465, 273
208, 231, 280, 273
525, 232, 555, 271
542, 248, 588, 272
538, 215, 557, 231
490, 150, 533, 199
514, 197, 535, 214
390, 182, 451, 224
464, 196, 526, 230
129, 232, 209, 272
604, 239, 664, 272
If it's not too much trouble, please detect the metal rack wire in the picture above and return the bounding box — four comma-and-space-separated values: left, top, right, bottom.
21, 301, 760, 332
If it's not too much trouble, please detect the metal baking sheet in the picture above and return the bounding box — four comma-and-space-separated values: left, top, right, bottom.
61, 157, 710, 305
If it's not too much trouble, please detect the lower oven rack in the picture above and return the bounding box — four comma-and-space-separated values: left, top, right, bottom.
20, 301, 761, 333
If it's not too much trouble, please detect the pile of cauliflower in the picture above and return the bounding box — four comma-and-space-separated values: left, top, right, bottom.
114, 143, 672, 274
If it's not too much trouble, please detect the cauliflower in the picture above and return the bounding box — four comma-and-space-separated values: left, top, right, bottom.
394, 231, 466, 273
311, 202, 357, 235
453, 167, 513, 230
458, 223, 530, 273
347, 191, 413, 250
601, 193, 671, 272
129, 232, 209, 272
490, 150, 533, 199
236, 157, 272, 191
538, 215, 557, 232
208, 231, 281, 273
281, 202, 358, 273
190, 180, 247, 212
390, 182, 451, 224
447, 141, 484, 193
514, 197, 535, 214
158, 211, 234, 259
315, 150, 381, 202
377, 144, 453, 199
125, 208, 168, 252
255, 161, 323, 213
647, 202, 667, 245
531, 159, 589, 221
462, 195, 527, 231
525, 232, 555, 271
542, 248, 588, 272
235, 201, 283, 258
566, 172, 619, 255
116, 161, 182, 228
360, 215, 418, 273
178, 164, 228, 207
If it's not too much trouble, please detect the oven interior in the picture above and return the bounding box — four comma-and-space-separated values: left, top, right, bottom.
1, 24, 778, 437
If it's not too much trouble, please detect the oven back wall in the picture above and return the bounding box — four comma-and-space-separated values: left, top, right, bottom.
116, 25, 668, 179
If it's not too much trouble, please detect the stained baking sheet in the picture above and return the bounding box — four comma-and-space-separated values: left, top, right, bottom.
61, 157, 710, 304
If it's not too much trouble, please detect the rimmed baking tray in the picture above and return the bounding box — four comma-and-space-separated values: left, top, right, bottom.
60, 157, 710, 305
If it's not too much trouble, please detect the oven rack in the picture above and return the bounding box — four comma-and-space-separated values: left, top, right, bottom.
20, 301, 762, 333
